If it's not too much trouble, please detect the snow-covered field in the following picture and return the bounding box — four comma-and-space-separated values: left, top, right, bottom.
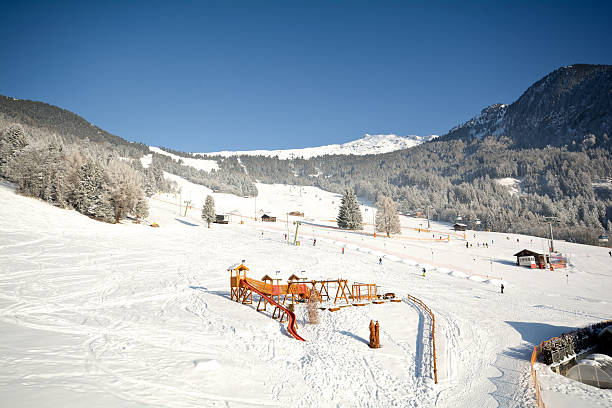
1, 179, 611, 408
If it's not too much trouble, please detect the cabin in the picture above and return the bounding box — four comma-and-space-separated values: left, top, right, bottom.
599, 234, 609, 244
214, 214, 229, 224
514, 249, 549, 269
288, 211, 304, 217
453, 223, 467, 231
261, 214, 277, 222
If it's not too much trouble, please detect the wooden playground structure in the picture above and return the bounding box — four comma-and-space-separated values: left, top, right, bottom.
228, 262, 394, 341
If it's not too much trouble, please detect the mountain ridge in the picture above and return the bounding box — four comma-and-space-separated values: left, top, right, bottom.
196, 133, 438, 159
442, 64, 612, 149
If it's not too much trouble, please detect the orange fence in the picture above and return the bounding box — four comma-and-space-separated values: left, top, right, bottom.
530, 345, 546, 408
405, 294, 437, 384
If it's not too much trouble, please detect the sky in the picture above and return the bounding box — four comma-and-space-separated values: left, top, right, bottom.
1, 1, 611, 152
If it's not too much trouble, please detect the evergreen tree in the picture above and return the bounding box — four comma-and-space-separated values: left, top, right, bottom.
375, 195, 401, 237
0, 124, 28, 179
337, 188, 363, 230
134, 197, 149, 221
72, 160, 115, 222
202, 195, 216, 228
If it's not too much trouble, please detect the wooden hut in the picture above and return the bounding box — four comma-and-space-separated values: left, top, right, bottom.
261, 214, 276, 222
453, 223, 467, 231
214, 214, 229, 224
513, 249, 549, 269
288, 211, 304, 217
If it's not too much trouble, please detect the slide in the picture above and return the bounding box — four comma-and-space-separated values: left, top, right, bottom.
240, 279, 306, 341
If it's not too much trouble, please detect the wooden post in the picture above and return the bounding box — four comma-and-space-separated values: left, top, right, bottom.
369, 320, 375, 348
369, 320, 380, 348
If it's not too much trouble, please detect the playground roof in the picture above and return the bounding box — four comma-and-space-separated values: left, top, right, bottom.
227, 263, 249, 271
288, 274, 302, 281
261, 274, 273, 281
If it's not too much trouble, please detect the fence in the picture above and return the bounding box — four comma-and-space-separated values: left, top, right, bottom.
405, 294, 437, 384
530, 345, 546, 408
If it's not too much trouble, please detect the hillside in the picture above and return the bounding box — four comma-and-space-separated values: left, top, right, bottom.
0, 95, 149, 155
443, 64, 612, 149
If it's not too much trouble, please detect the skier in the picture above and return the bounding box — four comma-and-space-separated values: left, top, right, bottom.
379, 258, 382, 265
284, 233, 287, 240
466, 242, 469, 249
609, 250, 611, 257
313, 238, 316, 246
422, 268, 426, 277
501, 283, 504, 294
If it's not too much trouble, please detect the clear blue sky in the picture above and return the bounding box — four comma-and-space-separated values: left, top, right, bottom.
1, 1, 611, 152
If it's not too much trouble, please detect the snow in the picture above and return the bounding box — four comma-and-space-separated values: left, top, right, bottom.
1, 177, 611, 408
495, 177, 523, 196
197, 134, 438, 160
149, 146, 219, 172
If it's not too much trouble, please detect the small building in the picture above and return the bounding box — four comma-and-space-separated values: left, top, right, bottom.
453, 223, 467, 231
514, 249, 549, 269
261, 214, 277, 222
214, 214, 229, 224
599, 234, 609, 244
414, 211, 424, 218
288, 211, 304, 217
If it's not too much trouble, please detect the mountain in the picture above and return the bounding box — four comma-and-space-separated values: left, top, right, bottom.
443, 64, 612, 149
198, 134, 438, 159
0, 95, 149, 154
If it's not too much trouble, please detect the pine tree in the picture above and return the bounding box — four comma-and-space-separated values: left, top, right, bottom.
376, 195, 401, 237
72, 160, 115, 222
0, 124, 28, 179
337, 188, 363, 230
201, 195, 216, 228
134, 197, 149, 221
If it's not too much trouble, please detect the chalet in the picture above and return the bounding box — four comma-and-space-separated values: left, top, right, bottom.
288, 211, 304, 217
513, 249, 549, 269
214, 214, 229, 224
261, 214, 276, 222
453, 223, 467, 231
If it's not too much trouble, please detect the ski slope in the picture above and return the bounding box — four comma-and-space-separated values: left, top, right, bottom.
0, 180, 611, 408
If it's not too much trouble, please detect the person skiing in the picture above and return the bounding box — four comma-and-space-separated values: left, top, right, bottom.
422, 268, 426, 277
466, 242, 469, 249
313, 238, 316, 246
501, 283, 504, 294
379, 258, 382, 265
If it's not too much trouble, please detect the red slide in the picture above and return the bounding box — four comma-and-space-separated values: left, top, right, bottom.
240, 279, 306, 341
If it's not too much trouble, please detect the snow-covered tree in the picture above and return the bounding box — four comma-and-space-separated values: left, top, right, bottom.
201, 195, 216, 228
375, 195, 401, 237
134, 197, 149, 221
72, 159, 115, 222
0, 124, 28, 179
106, 159, 144, 223
337, 188, 363, 230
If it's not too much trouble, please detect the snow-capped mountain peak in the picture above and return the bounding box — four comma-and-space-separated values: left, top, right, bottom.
198, 133, 438, 159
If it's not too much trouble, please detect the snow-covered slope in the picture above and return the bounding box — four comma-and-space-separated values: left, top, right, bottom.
1, 178, 611, 408
148, 146, 218, 172
198, 133, 438, 159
